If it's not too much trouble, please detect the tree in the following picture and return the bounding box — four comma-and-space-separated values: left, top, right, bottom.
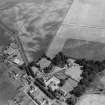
52, 52, 68, 67
102, 60, 105, 68
70, 84, 85, 97
58, 79, 66, 87
43, 64, 53, 73
66, 95, 77, 105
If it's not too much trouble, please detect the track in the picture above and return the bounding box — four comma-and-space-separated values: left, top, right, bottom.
0, 20, 34, 76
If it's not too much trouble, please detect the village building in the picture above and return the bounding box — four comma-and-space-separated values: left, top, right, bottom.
44, 76, 60, 91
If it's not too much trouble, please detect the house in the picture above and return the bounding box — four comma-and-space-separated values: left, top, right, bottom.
34, 78, 55, 99
13, 57, 24, 66
4, 43, 18, 56
28, 85, 51, 105
3, 43, 24, 66
31, 66, 38, 74
44, 76, 60, 91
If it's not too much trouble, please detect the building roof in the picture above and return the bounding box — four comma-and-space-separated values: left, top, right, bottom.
44, 76, 60, 91
31, 66, 38, 74
34, 79, 55, 99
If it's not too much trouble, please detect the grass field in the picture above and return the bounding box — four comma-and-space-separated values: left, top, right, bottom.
47, 0, 105, 59
63, 39, 105, 61
0, 63, 22, 105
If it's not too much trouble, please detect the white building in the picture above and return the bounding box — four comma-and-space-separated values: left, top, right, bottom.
31, 66, 38, 74
44, 76, 60, 91
13, 57, 24, 65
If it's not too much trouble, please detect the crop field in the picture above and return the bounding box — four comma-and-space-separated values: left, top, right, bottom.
47, 0, 105, 59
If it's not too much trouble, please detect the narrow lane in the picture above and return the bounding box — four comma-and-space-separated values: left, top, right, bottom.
0, 20, 29, 65
0, 20, 33, 76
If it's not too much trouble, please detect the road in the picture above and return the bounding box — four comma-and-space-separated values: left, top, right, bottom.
0, 20, 29, 65
0, 20, 33, 76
